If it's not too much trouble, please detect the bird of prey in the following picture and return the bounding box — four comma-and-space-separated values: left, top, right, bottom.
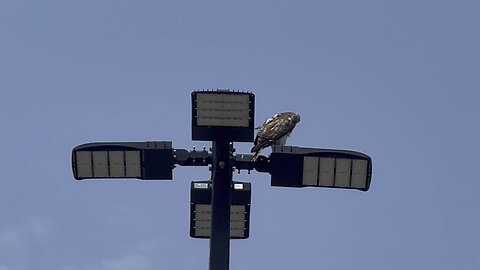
251, 112, 301, 161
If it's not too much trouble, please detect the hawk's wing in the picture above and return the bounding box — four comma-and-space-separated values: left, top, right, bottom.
255, 114, 277, 130
257, 115, 296, 141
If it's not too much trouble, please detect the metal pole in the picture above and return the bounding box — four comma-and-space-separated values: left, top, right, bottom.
209, 140, 232, 270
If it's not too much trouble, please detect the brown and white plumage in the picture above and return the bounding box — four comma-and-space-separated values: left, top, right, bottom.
251, 112, 301, 161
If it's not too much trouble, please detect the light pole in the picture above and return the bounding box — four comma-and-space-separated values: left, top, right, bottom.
209, 140, 232, 270
71, 89, 372, 270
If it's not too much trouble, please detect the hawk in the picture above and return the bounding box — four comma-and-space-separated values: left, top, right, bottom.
251, 112, 301, 161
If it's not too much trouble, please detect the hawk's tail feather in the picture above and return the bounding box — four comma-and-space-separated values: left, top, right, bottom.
251, 151, 260, 162
251, 140, 270, 153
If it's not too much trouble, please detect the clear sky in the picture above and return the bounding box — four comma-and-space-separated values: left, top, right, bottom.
1, 1, 479, 269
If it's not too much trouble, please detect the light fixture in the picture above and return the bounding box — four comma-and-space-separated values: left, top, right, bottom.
71, 90, 374, 270
72, 141, 174, 180
269, 146, 372, 191
190, 181, 251, 239
191, 90, 255, 142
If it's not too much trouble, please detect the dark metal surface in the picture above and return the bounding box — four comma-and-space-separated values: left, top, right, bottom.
174, 148, 212, 166
189, 181, 251, 239
71, 141, 174, 180
209, 140, 232, 270
269, 145, 373, 190
191, 90, 255, 142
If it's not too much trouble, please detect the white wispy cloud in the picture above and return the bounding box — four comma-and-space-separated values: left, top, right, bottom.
0, 216, 53, 269
96, 253, 153, 270
64, 253, 153, 270
0, 264, 12, 270
1, 217, 158, 270
0, 216, 52, 250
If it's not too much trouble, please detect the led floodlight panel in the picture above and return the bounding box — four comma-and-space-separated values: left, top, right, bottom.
72, 141, 174, 180
191, 90, 255, 142
269, 146, 372, 191
190, 181, 251, 239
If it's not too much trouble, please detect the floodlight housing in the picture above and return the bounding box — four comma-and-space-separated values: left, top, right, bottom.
192, 90, 255, 142
72, 141, 174, 180
190, 181, 251, 239
269, 146, 372, 191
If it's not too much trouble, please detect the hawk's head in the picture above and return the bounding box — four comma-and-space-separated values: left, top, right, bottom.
290, 112, 301, 124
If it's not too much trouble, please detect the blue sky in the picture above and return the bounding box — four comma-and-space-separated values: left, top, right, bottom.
1, 0, 479, 269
